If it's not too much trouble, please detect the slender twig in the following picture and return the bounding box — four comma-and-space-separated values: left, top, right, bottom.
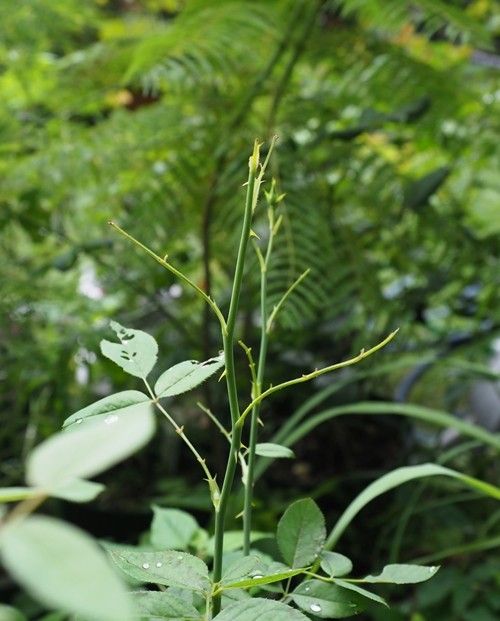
143, 381, 216, 492
237, 330, 399, 427
243, 206, 275, 554
266, 268, 310, 333
197, 401, 232, 443
211, 143, 262, 615
108, 221, 227, 333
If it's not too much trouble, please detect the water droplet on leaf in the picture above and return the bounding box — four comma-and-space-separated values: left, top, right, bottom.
105, 414, 119, 425
251, 574, 263, 580
142, 563, 150, 569
156, 562, 162, 568
310, 603, 322, 613
75, 418, 83, 425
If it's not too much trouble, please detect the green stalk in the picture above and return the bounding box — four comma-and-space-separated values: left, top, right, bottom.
211, 143, 260, 616
242, 212, 274, 555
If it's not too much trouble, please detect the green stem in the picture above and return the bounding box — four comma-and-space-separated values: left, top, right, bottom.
237, 330, 399, 427
211, 144, 260, 616
108, 221, 227, 332
243, 212, 274, 555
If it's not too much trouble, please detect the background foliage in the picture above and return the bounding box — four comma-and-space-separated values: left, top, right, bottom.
1, 1, 499, 619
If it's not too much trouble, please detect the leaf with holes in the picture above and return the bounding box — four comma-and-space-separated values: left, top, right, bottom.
63, 390, 150, 428
150, 506, 199, 550
154, 354, 224, 398
108, 549, 210, 593
133, 591, 202, 619
277, 498, 326, 568
292, 580, 365, 618
100, 321, 158, 379
0, 516, 134, 621
27, 405, 155, 490
255, 443, 295, 459
319, 551, 353, 578
213, 598, 309, 620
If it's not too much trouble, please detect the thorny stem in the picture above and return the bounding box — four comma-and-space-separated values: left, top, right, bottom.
197, 401, 232, 443
108, 221, 227, 333
237, 330, 399, 427
212, 142, 261, 615
243, 208, 275, 555
143, 380, 216, 489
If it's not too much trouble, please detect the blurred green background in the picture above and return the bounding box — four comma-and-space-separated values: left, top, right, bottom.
1, 1, 499, 619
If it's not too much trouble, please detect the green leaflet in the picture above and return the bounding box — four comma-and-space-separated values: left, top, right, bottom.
150, 506, 199, 551
63, 390, 150, 428
0, 516, 133, 621
0, 481, 104, 505
220, 555, 263, 585
277, 498, 326, 568
100, 321, 158, 379
332, 580, 388, 608
360, 563, 440, 584
213, 598, 309, 620
154, 354, 224, 398
254, 443, 294, 459
27, 405, 155, 489
292, 580, 365, 618
221, 566, 305, 591
326, 464, 500, 550
133, 591, 202, 620
319, 551, 353, 578
108, 549, 210, 593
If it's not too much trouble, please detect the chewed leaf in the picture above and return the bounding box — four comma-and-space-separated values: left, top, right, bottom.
255, 443, 294, 459
108, 549, 210, 593
292, 580, 365, 618
154, 354, 225, 398
361, 564, 440, 584
63, 390, 150, 428
100, 322, 158, 379
0, 516, 134, 621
